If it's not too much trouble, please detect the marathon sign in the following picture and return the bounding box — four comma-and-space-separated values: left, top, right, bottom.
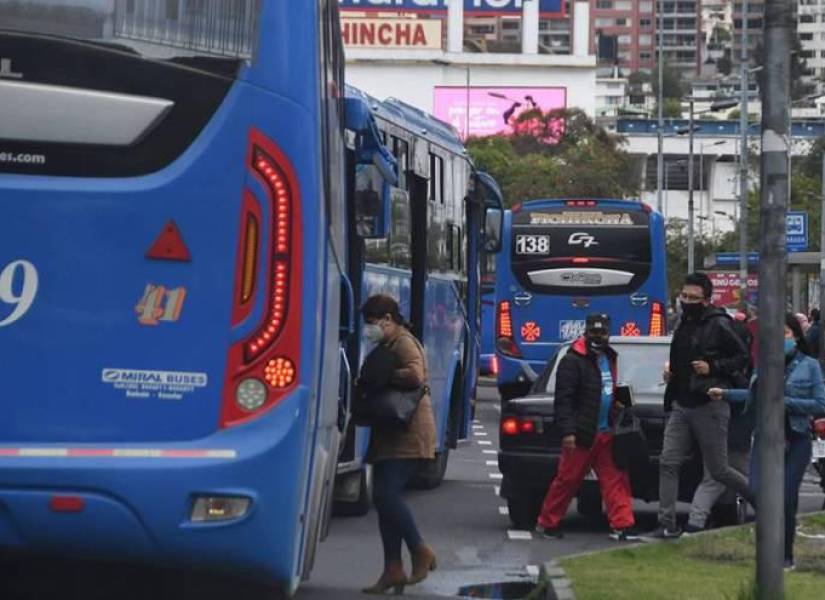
342, 16, 442, 49
339, 0, 564, 17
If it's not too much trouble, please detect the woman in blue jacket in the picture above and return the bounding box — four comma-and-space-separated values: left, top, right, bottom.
709, 313, 825, 570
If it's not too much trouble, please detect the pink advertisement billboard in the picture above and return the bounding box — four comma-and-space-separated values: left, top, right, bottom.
433, 86, 567, 138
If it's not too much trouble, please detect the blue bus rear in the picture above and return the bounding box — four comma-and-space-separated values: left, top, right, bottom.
495, 199, 667, 401
0, 0, 381, 593
479, 252, 497, 376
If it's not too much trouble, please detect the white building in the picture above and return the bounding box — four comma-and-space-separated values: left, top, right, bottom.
798, 0, 825, 89
343, 2, 599, 134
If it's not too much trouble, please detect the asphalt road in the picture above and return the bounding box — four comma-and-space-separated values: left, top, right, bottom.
1, 382, 822, 600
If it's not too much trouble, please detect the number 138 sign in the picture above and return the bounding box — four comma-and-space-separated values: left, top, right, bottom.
0, 260, 38, 327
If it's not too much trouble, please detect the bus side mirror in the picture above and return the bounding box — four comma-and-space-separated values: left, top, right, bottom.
483, 207, 503, 253
355, 163, 391, 239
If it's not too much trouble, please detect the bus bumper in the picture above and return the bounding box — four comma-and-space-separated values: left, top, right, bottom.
0, 387, 314, 588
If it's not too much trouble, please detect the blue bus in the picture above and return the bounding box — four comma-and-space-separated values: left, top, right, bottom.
334, 88, 504, 514
495, 199, 668, 401
0, 0, 398, 593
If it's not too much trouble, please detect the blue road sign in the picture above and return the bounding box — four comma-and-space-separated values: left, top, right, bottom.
715, 252, 760, 266
786, 211, 808, 252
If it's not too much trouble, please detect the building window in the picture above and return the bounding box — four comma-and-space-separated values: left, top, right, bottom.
640, 51, 652, 60
618, 34, 631, 45
639, 1, 653, 11
595, 17, 614, 26
801, 33, 814, 40
615, 17, 628, 25
615, 0, 632, 9
639, 34, 652, 45
596, 0, 613, 8
640, 17, 652, 27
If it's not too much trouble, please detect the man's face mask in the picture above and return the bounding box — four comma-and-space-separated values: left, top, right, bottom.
585, 331, 609, 353
679, 287, 706, 318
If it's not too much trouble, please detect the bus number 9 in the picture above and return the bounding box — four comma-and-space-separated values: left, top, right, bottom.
515, 235, 550, 255
0, 260, 39, 327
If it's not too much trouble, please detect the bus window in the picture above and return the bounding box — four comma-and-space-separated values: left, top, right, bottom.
389, 191, 412, 269
429, 154, 444, 204
448, 224, 462, 273
392, 136, 409, 190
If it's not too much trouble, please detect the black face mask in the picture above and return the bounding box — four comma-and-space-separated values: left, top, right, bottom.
680, 301, 704, 319
586, 335, 608, 353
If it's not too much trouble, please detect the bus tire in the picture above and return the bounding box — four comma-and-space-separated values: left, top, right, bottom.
333, 465, 372, 517
409, 448, 450, 490
507, 493, 542, 530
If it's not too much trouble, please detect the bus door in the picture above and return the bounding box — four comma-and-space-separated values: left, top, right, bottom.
505, 202, 654, 358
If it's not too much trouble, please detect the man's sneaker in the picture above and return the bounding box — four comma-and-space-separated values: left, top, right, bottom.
784, 559, 796, 572
534, 524, 564, 539
643, 525, 683, 540
609, 528, 642, 542
682, 522, 705, 535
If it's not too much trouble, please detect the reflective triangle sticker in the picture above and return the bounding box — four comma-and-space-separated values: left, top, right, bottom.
145, 220, 191, 262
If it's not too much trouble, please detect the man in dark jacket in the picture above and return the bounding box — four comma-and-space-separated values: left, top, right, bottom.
650, 273, 754, 538
534, 314, 638, 541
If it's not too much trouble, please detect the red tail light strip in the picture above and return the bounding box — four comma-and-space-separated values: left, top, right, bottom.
649, 301, 665, 336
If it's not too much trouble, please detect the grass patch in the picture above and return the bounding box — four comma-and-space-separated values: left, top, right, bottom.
560, 513, 825, 600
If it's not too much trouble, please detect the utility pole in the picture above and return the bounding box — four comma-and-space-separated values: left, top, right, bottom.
756, 0, 791, 595
738, 0, 750, 308
688, 98, 695, 273
820, 152, 825, 369
656, 0, 664, 215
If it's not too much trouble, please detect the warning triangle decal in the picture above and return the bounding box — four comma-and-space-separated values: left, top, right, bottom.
145, 220, 191, 262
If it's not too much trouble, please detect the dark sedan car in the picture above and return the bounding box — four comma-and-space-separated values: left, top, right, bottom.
497, 336, 744, 529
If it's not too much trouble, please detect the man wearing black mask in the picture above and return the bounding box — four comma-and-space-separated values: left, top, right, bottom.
648, 273, 753, 538
534, 314, 638, 541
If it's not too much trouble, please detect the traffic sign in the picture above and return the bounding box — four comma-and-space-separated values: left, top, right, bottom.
715, 252, 760, 266
786, 211, 808, 252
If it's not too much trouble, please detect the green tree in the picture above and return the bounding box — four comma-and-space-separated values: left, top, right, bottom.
652, 59, 686, 100
466, 109, 641, 205
666, 219, 737, 299
661, 98, 682, 118
716, 55, 733, 76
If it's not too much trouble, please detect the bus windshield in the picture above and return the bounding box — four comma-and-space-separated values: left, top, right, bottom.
1, 0, 261, 65
510, 205, 652, 296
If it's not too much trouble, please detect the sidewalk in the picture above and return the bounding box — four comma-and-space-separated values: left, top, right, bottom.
556, 513, 825, 600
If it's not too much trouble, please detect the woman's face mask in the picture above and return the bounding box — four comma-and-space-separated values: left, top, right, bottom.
363, 323, 384, 343
784, 336, 796, 356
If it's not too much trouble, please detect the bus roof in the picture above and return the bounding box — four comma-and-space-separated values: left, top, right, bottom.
345, 85, 466, 157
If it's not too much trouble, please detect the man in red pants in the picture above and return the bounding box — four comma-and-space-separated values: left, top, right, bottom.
534, 314, 639, 541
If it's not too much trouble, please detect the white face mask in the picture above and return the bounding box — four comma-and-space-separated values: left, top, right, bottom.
363, 323, 384, 343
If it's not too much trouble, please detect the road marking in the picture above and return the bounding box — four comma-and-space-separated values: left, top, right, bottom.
494, 486, 500, 495
526, 565, 540, 577
486, 460, 498, 466
507, 530, 533, 540
478, 440, 493, 446
473, 420, 481, 424
483, 449, 497, 455
475, 432, 488, 437
499, 506, 509, 515
488, 473, 503, 480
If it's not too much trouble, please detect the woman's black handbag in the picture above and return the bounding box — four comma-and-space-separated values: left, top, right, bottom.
353, 385, 426, 429
612, 407, 649, 471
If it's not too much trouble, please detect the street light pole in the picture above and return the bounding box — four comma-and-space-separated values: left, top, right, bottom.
820, 151, 825, 369
688, 99, 696, 273
465, 65, 471, 140
656, 0, 664, 214
738, 0, 750, 309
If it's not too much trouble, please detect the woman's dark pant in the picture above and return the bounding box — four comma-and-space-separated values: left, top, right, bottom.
750, 432, 812, 561
373, 459, 424, 565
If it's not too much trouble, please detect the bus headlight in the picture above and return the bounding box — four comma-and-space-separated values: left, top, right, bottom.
190, 496, 251, 522
235, 378, 267, 411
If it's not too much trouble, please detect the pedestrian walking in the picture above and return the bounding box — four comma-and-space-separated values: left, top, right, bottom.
650, 273, 753, 539
357, 294, 438, 594
534, 314, 639, 542
806, 308, 820, 358
709, 314, 825, 570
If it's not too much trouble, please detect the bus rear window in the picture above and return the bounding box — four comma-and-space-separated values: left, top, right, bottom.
510, 207, 652, 296
1, 0, 261, 64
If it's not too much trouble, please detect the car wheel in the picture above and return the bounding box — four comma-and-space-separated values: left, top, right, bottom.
576, 488, 604, 520
507, 493, 543, 530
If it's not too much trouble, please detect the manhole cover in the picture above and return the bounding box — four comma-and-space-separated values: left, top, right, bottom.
457, 581, 539, 599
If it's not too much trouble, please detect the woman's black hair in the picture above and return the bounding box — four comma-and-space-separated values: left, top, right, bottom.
361, 294, 411, 329
786, 313, 812, 356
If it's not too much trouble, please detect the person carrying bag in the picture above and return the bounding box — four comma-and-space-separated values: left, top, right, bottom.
357, 294, 437, 595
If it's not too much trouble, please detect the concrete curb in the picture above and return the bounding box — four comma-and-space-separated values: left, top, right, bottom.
540, 560, 575, 600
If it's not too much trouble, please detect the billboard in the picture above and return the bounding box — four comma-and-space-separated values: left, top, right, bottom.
341, 16, 443, 49
339, 0, 564, 17
707, 271, 759, 307
433, 86, 566, 138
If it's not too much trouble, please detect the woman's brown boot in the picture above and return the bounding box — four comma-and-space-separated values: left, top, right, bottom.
361, 560, 408, 595
408, 544, 437, 585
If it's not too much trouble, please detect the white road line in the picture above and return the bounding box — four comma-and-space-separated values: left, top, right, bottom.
483, 449, 497, 455
488, 473, 503, 480
494, 485, 501, 495
507, 530, 533, 540
473, 420, 481, 424
526, 565, 540, 577
478, 440, 493, 446
486, 460, 498, 466
499, 506, 509, 516
475, 432, 488, 437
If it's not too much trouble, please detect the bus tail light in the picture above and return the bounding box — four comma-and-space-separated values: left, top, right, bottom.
221, 130, 303, 429
496, 301, 522, 358
565, 200, 597, 207
490, 355, 499, 376
190, 496, 251, 522
649, 301, 665, 336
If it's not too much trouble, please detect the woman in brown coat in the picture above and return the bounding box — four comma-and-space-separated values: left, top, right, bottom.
359, 294, 437, 595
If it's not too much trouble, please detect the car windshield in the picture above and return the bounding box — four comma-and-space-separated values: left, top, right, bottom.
1, 0, 260, 62
542, 341, 670, 395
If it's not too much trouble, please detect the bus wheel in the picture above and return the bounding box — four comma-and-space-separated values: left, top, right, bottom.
409, 448, 450, 490
333, 465, 372, 517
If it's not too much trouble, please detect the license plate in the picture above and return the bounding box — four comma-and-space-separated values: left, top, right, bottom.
813, 439, 825, 460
